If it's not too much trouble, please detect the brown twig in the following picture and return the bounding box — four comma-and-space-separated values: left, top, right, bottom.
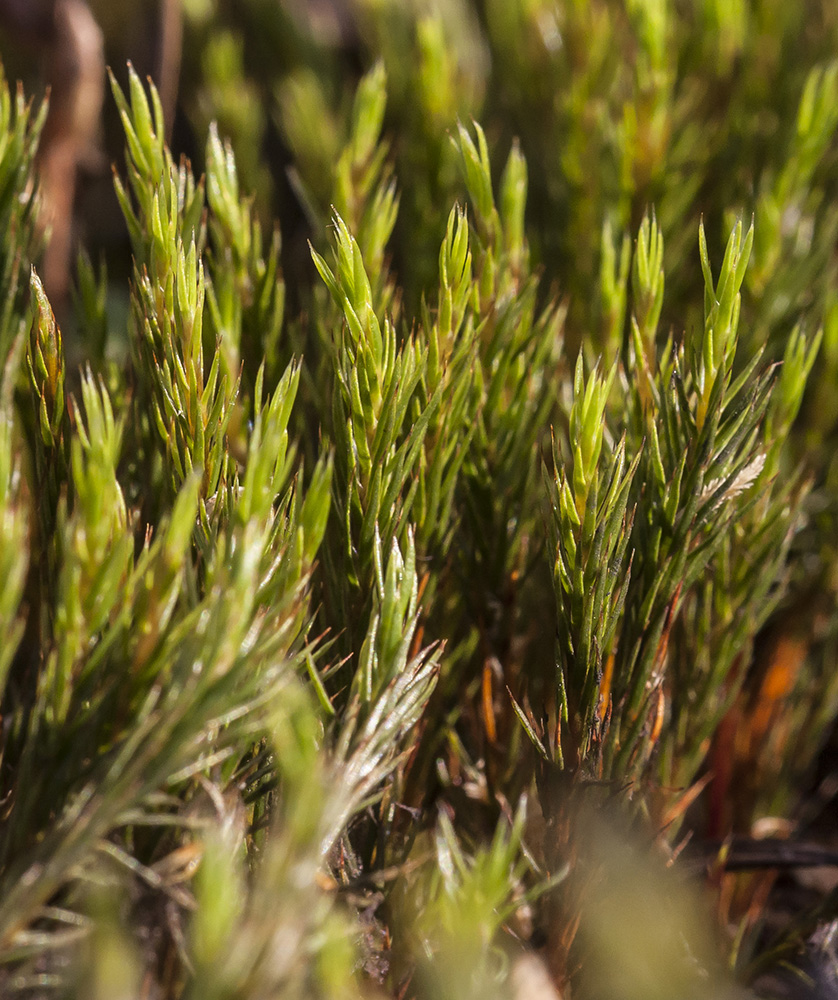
37, 0, 104, 309
157, 0, 182, 145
